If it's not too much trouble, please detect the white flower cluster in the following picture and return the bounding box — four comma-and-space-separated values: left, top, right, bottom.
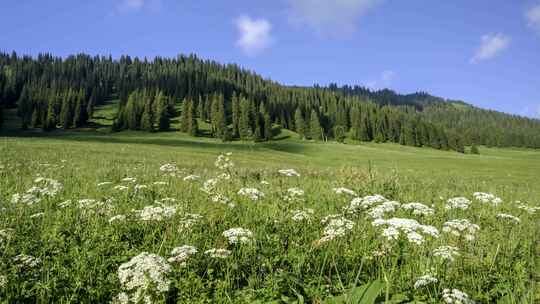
496, 213, 520, 224
445, 197, 471, 210
442, 288, 475, 304
278, 169, 300, 177
347, 194, 387, 213
516, 203, 540, 214
183, 174, 200, 181
401, 202, 435, 216
168, 245, 198, 265
11, 193, 40, 205
0, 275, 6, 288
333, 187, 357, 196
367, 201, 401, 219
473, 192, 502, 206
215, 153, 234, 170
117, 252, 171, 304
433, 246, 460, 262
134, 205, 177, 221
238, 188, 265, 201
13, 254, 41, 268
291, 209, 314, 222
204, 248, 232, 259
77, 198, 114, 215
121, 177, 137, 183
442, 219, 480, 241
283, 187, 304, 202
223, 227, 254, 244
97, 181, 113, 187
178, 213, 203, 232
0, 228, 14, 243
317, 215, 354, 244
159, 163, 178, 176
200, 178, 218, 194
414, 274, 438, 289
211, 194, 236, 208
109, 214, 127, 224
30, 177, 63, 197
372, 218, 439, 245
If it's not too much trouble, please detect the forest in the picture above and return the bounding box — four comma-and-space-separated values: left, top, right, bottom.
1, 51, 540, 151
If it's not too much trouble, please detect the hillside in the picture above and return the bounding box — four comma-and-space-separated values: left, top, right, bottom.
1, 51, 540, 150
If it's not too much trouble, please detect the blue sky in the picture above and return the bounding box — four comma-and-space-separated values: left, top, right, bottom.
1, 0, 540, 118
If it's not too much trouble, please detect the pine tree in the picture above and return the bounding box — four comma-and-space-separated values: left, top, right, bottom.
87, 92, 96, 119
232, 92, 240, 138
140, 100, 154, 132
59, 94, 72, 129
180, 99, 190, 132
197, 95, 205, 121
187, 98, 198, 136
73, 94, 83, 128
261, 103, 272, 141
239, 98, 252, 140
17, 86, 32, 129
154, 91, 170, 131
309, 109, 323, 140
470, 143, 480, 154
43, 101, 56, 131
294, 108, 305, 139
216, 96, 229, 141
333, 125, 346, 143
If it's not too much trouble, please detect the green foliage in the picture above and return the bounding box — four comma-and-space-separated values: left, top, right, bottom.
471, 144, 480, 154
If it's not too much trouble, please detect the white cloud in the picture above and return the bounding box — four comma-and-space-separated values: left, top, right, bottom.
116, 0, 162, 13
287, 0, 382, 36
470, 33, 511, 64
235, 16, 273, 56
365, 70, 395, 89
526, 3, 540, 33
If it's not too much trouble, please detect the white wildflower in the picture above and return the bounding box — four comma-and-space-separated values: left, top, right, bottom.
278, 169, 300, 177
204, 248, 232, 259
367, 201, 401, 219
167, 245, 198, 265
200, 178, 218, 194
117, 252, 171, 303
333, 187, 357, 196
134, 205, 177, 221
496, 213, 520, 224
317, 216, 354, 244
517, 203, 540, 214
178, 213, 203, 231
442, 288, 474, 304
372, 218, 439, 245
13, 254, 41, 268
260, 180, 270, 185
121, 177, 137, 183
445, 197, 471, 210
211, 194, 236, 208
442, 219, 480, 241
291, 209, 315, 222
283, 187, 305, 202
473, 192, 502, 206
414, 274, 438, 289
215, 153, 234, 170
238, 188, 265, 201
97, 181, 113, 187
401, 202, 435, 216
152, 181, 167, 186
347, 194, 387, 213
30, 212, 44, 218
0, 228, 14, 243
0, 275, 7, 288
109, 215, 127, 224
58, 200, 72, 208
217, 172, 231, 180
433, 246, 460, 262
159, 163, 178, 175
32, 177, 63, 197
114, 185, 129, 191
223, 227, 254, 244
183, 175, 200, 181
134, 184, 148, 193
11, 193, 41, 205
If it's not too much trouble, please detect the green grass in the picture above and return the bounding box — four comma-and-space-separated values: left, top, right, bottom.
0, 103, 539, 303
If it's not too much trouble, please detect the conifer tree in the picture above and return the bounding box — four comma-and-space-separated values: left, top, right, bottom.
187, 98, 198, 136
43, 101, 56, 131
470, 143, 480, 154
232, 92, 240, 138
294, 108, 305, 139
333, 125, 346, 143
180, 99, 190, 132
17, 86, 32, 129
309, 109, 323, 140
87, 92, 96, 119
154, 91, 169, 131
59, 94, 72, 129
197, 95, 205, 121
140, 100, 154, 132
239, 98, 252, 140
261, 103, 272, 141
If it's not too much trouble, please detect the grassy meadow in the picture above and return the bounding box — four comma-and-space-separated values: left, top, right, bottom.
0, 105, 539, 303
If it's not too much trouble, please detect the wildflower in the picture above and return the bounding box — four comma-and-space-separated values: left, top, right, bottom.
238, 188, 265, 201
97, 181, 113, 187
114, 185, 129, 191
260, 180, 270, 185
414, 274, 438, 289
516, 203, 540, 214
215, 153, 234, 170
445, 197, 471, 210
496, 213, 520, 224
134, 205, 177, 221
32, 177, 63, 197
178, 213, 203, 231
223, 228, 254, 244
183, 175, 200, 181
11, 193, 40, 205
211, 194, 236, 208
109, 215, 127, 224
57, 200, 72, 208
367, 201, 401, 219
167, 245, 198, 265
333, 187, 357, 196
442, 288, 474, 304
134, 184, 148, 193
347, 194, 387, 213
473, 192, 502, 206
372, 218, 439, 245
117, 252, 171, 303
278, 169, 300, 177
291, 209, 314, 222
433, 246, 460, 262
121, 177, 137, 183
153, 181, 167, 186
317, 215, 354, 244
13, 254, 41, 268
200, 178, 218, 194
401, 202, 435, 216
159, 163, 178, 174
283, 187, 305, 202
442, 219, 480, 241
205, 248, 232, 259
0, 275, 6, 288
217, 172, 231, 180
30, 212, 44, 218
0, 228, 14, 243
